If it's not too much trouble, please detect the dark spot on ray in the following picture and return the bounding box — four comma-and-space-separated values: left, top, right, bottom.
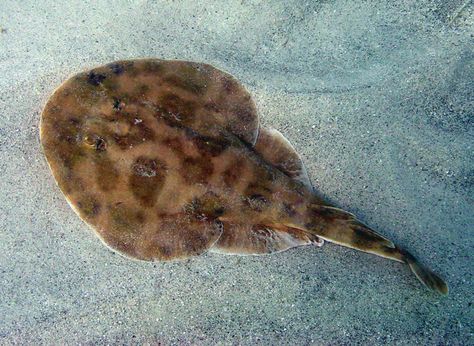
87, 71, 106, 86
248, 194, 267, 202
69, 117, 81, 126
222, 77, 237, 94
252, 163, 278, 183
143, 60, 164, 73
155, 93, 197, 126
95, 155, 119, 191
214, 207, 225, 217
233, 104, 254, 124
77, 196, 100, 218
107, 61, 135, 77
182, 157, 214, 184
245, 182, 273, 197
137, 84, 150, 95
135, 211, 146, 224
112, 134, 129, 149
92, 203, 101, 215
129, 157, 166, 207
53, 117, 81, 144
124, 62, 138, 77
132, 157, 158, 177
108, 63, 124, 75
162, 137, 184, 155
109, 203, 144, 233
223, 158, 245, 187
59, 163, 84, 194
163, 75, 206, 95
184, 128, 229, 157
49, 118, 87, 173
204, 102, 220, 112
112, 97, 123, 110
100, 78, 118, 93
184, 193, 225, 220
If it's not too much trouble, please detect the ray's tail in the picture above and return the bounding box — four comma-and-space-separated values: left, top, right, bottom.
308, 205, 448, 295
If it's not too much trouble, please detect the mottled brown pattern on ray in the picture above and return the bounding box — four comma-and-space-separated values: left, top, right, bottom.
40, 59, 448, 295
222, 156, 246, 188
40, 58, 266, 260
40, 58, 330, 262
184, 191, 226, 221
98, 210, 223, 261
129, 157, 167, 208
94, 155, 119, 192
76, 194, 101, 219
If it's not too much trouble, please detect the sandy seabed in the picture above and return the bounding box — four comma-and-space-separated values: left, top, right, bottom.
0, 1, 472, 344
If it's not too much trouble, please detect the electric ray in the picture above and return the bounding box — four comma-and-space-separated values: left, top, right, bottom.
40, 58, 448, 294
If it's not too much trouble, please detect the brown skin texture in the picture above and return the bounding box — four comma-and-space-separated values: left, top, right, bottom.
40, 59, 447, 294
40, 58, 308, 260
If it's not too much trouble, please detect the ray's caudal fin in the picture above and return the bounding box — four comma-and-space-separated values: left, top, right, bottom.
308, 205, 448, 295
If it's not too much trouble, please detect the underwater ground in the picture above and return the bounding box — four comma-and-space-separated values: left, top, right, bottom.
0, 0, 473, 344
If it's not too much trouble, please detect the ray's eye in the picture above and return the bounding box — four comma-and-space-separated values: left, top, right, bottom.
84, 134, 107, 151
94, 137, 106, 151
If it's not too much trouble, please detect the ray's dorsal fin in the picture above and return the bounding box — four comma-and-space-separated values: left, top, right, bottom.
254, 128, 314, 192
209, 222, 323, 255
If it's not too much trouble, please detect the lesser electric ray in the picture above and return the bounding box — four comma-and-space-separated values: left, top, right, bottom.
40, 59, 448, 294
